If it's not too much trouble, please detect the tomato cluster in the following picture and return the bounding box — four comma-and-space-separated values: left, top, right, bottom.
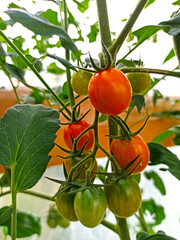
55, 67, 150, 229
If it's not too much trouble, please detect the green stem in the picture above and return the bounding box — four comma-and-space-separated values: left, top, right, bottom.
11, 167, 17, 240
0, 30, 71, 116
0, 61, 21, 104
101, 219, 118, 234
109, 0, 149, 57
121, 67, 180, 78
137, 206, 149, 233
96, 0, 112, 48
116, 217, 131, 240
62, 0, 75, 109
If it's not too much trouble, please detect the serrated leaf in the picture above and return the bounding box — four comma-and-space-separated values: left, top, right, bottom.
3, 210, 41, 238
159, 12, 180, 36
142, 199, 165, 226
163, 48, 175, 64
0, 206, 13, 225
136, 231, 177, 240
0, 104, 60, 191
132, 95, 145, 113
87, 22, 99, 43
73, 0, 89, 13
40, 9, 60, 26
5, 8, 77, 51
47, 53, 77, 71
144, 171, 166, 195
147, 142, 180, 180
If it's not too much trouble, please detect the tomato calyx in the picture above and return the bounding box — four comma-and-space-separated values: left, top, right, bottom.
109, 115, 150, 140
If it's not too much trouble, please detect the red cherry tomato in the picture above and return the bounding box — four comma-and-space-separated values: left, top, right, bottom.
110, 135, 150, 174
88, 68, 132, 115
63, 120, 94, 151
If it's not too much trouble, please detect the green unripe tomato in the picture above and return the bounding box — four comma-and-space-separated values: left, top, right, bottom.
74, 187, 107, 228
57, 216, 70, 228
126, 72, 151, 94
56, 188, 78, 222
71, 69, 93, 95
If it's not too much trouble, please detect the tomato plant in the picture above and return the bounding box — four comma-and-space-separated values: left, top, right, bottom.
71, 69, 93, 95
64, 153, 98, 181
104, 176, 142, 218
110, 134, 150, 174
88, 68, 132, 116
63, 120, 94, 151
55, 188, 77, 222
74, 187, 107, 228
126, 72, 151, 94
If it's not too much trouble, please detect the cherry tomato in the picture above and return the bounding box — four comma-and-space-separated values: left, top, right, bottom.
71, 69, 93, 95
104, 176, 142, 218
64, 152, 98, 181
88, 68, 132, 115
126, 72, 151, 94
55, 187, 77, 221
74, 187, 107, 228
110, 135, 150, 174
63, 120, 94, 151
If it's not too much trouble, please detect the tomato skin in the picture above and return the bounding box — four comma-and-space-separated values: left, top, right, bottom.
126, 72, 151, 94
64, 153, 98, 181
71, 69, 93, 95
88, 68, 132, 116
110, 135, 150, 174
104, 177, 142, 218
74, 188, 107, 228
63, 120, 94, 151
55, 188, 78, 221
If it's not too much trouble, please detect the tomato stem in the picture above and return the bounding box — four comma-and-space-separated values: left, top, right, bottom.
109, 0, 149, 58
101, 219, 118, 234
136, 206, 149, 233
11, 167, 17, 240
116, 217, 131, 240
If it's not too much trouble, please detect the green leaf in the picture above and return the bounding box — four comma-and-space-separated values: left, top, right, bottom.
152, 89, 163, 106
132, 25, 169, 48
0, 17, 7, 30
132, 95, 145, 113
99, 114, 107, 123
136, 231, 177, 240
3, 62, 25, 83
47, 62, 66, 74
0, 104, 60, 191
47, 53, 77, 71
145, 0, 156, 8
73, 0, 89, 13
141, 199, 165, 226
144, 171, 166, 195
159, 12, 180, 36
147, 142, 180, 180
152, 110, 180, 119
163, 48, 175, 64
3, 210, 41, 238
87, 22, 99, 43
5, 8, 77, 51
0, 206, 13, 225
0, 168, 11, 187
170, 125, 180, 145
40, 9, 60, 26
153, 130, 174, 144
172, 0, 180, 5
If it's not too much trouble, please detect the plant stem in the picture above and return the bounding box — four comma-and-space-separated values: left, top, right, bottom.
96, 0, 112, 48
109, 0, 149, 57
21, 190, 54, 202
116, 217, 131, 240
0, 30, 71, 116
11, 167, 17, 240
62, 0, 75, 110
101, 219, 118, 234
137, 206, 149, 233
121, 67, 180, 78
0, 61, 21, 104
